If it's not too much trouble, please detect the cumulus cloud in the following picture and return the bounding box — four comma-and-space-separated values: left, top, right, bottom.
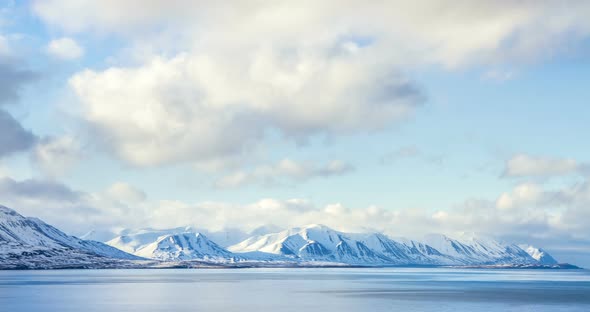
495, 183, 546, 210
69, 53, 422, 167
33, 1, 590, 67
503, 154, 586, 178
32, 136, 81, 177
46, 37, 84, 60
215, 159, 354, 188
31, 1, 590, 169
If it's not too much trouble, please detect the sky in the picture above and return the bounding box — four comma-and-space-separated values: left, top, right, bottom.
1, 0, 590, 266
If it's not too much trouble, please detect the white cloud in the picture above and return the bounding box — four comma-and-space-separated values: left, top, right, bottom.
32, 136, 81, 177
215, 159, 354, 188
30, 1, 590, 169
503, 154, 583, 178
69, 53, 421, 167
104, 182, 146, 203
46, 37, 84, 60
33, 1, 590, 67
495, 183, 544, 210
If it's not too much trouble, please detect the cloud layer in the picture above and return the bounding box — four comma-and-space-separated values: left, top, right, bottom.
3, 174, 590, 247
503, 154, 589, 178
31, 0, 590, 169
215, 159, 354, 188
69, 52, 422, 167
32, 136, 82, 177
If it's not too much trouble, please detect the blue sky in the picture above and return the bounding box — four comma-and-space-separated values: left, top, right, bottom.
1, 1, 590, 266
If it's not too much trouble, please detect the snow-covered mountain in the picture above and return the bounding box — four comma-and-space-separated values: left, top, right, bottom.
230, 224, 438, 265
229, 224, 552, 266
0, 205, 141, 269
358, 234, 456, 265
1, 204, 569, 268
519, 245, 558, 265
92, 226, 253, 248
107, 230, 240, 262
422, 233, 537, 265
228, 224, 384, 264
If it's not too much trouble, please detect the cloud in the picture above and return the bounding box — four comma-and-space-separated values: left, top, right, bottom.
0, 176, 82, 203
32, 136, 82, 177
215, 159, 354, 188
46, 37, 85, 60
495, 183, 546, 210
104, 182, 146, 203
0, 109, 37, 157
503, 154, 586, 178
1, 174, 586, 244
33, 1, 590, 67
0, 177, 139, 234
31, 1, 590, 169
2, 171, 590, 265
69, 53, 422, 167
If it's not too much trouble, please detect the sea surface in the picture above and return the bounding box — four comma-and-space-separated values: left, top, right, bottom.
0, 268, 589, 311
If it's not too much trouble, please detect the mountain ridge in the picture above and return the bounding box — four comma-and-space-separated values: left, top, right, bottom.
0, 206, 579, 269
0, 205, 143, 269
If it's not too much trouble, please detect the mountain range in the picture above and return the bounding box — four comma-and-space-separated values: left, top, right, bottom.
0, 205, 577, 269
0, 205, 145, 269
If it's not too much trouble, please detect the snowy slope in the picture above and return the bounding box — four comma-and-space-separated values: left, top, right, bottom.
358, 234, 456, 265
104, 226, 252, 249
107, 230, 241, 262
2, 204, 564, 268
519, 245, 558, 265
0, 205, 141, 269
230, 224, 400, 265
230, 225, 558, 266
422, 233, 537, 265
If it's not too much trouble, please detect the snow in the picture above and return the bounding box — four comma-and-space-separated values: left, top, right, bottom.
108, 231, 241, 262
229, 225, 549, 266
0, 205, 142, 269
519, 245, 558, 264
1, 205, 564, 268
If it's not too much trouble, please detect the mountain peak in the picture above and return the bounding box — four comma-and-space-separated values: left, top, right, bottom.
0, 205, 21, 217
108, 230, 237, 261
519, 245, 558, 265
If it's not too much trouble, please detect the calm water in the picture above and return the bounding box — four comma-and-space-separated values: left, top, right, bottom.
1, 268, 589, 311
